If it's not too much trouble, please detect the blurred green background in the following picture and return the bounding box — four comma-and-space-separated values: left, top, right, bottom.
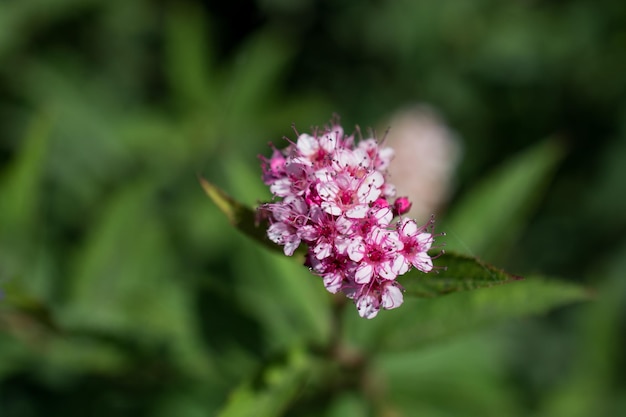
1, 0, 625, 416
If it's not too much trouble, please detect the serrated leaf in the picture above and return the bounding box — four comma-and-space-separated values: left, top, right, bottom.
398, 252, 522, 298
344, 277, 590, 353
217, 348, 311, 417
443, 139, 564, 259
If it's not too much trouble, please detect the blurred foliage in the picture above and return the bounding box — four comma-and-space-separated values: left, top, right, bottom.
1, 0, 625, 416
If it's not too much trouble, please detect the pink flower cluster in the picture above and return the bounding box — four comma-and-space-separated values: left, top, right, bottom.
259, 120, 436, 319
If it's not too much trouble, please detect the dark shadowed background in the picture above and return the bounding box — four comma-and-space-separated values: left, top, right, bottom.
1, 1, 625, 416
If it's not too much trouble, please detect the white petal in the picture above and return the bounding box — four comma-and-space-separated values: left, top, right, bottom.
320, 132, 338, 153
347, 238, 365, 262
396, 257, 411, 275
370, 227, 386, 245
414, 253, 433, 272
317, 181, 339, 200
331, 149, 355, 171
291, 196, 309, 214
357, 172, 384, 203
314, 168, 334, 183
381, 284, 403, 310
391, 255, 408, 275
384, 230, 403, 250
379, 261, 397, 280
372, 207, 393, 225
296, 134, 318, 156
417, 232, 433, 250
314, 242, 333, 259
283, 238, 300, 256
297, 225, 318, 241
334, 235, 351, 254
345, 204, 368, 219
376, 147, 394, 170
323, 273, 343, 294
335, 216, 353, 234
267, 223, 289, 243
321, 201, 342, 216
382, 183, 396, 198
399, 219, 418, 237
270, 178, 292, 197
357, 295, 379, 319
355, 263, 374, 284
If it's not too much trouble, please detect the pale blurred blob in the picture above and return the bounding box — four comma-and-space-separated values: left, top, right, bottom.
383, 105, 462, 222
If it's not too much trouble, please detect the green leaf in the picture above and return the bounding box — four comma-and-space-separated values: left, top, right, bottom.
398, 252, 522, 298
199, 177, 271, 246
164, 2, 216, 110
199, 178, 305, 260
539, 242, 626, 417
199, 176, 331, 349
375, 334, 518, 417
0, 113, 50, 238
220, 30, 294, 131
217, 348, 312, 417
443, 139, 564, 259
344, 277, 590, 353
0, 279, 59, 334
63, 181, 213, 377
232, 241, 332, 354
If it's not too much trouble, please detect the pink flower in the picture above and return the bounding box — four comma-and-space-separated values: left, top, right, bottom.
393, 196, 412, 216
298, 206, 339, 260
265, 196, 309, 256
347, 227, 405, 284
317, 171, 384, 218
260, 147, 287, 185
346, 280, 404, 319
259, 117, 439, 319
397, 218, 434, 273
